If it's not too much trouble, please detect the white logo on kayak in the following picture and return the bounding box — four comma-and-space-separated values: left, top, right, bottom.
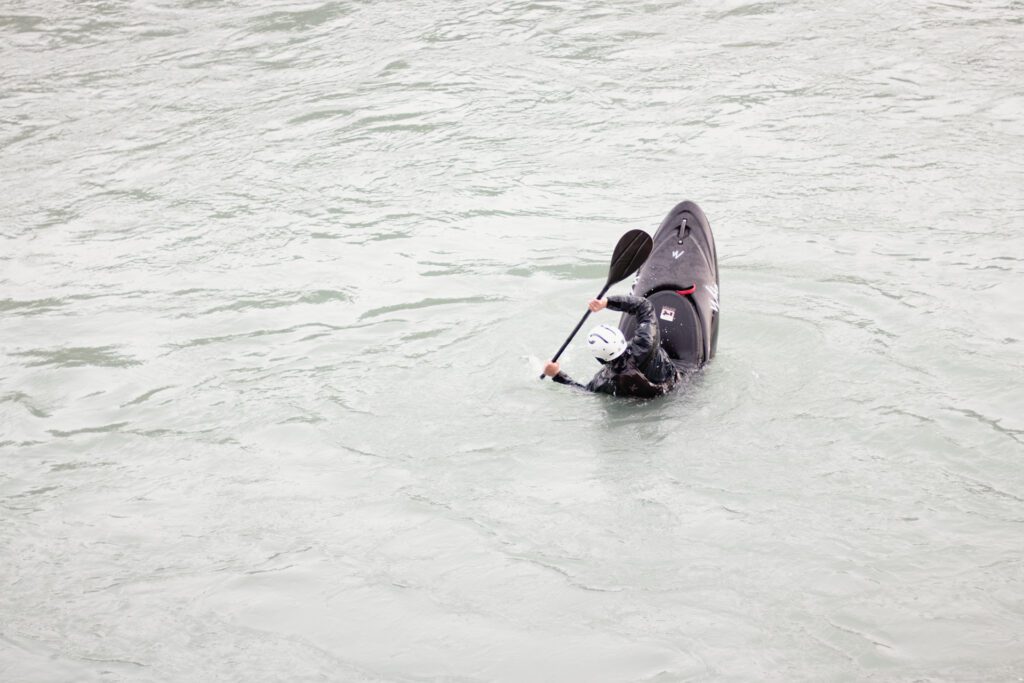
706, 284, 719, 312
660, 306, 676, 322
672, 250, 684, 259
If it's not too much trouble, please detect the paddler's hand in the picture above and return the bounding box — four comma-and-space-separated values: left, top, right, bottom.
588, 297, 608, 312
543, 361, 561, 377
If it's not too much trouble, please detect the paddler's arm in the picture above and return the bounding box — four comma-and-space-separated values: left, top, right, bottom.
603, 294, 658, 364
603, 294, 652, 317
543, 362, 589, 390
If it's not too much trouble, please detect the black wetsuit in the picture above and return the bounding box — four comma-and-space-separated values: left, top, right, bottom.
552, 295, 681, 398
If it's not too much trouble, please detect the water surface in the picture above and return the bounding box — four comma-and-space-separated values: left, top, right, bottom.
2, 1, 1023, 680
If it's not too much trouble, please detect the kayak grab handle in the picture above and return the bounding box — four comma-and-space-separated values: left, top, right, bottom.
676, 218, 689, 244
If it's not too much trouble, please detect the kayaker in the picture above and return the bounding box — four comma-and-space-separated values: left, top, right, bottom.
543, 294, 680, 397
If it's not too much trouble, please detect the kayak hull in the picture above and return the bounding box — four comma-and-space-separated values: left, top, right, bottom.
618, 200, 719, 371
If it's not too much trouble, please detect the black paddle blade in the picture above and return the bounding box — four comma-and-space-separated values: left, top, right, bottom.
607, 229, 652, 286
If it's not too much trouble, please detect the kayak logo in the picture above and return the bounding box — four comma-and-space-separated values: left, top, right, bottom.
706, 284, 719, 312
672, 249, 684, 259
660, 306, 676, 322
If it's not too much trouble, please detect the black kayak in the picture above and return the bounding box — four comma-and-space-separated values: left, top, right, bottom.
618, 200, 719, 371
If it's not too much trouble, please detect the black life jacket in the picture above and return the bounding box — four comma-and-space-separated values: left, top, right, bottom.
613, 362, 667, 398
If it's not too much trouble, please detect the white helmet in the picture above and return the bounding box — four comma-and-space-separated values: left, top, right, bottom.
587, 324, 628, 362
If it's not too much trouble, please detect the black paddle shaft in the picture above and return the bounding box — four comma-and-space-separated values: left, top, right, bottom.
539, 230, 652, 380
544, 281, 612, 363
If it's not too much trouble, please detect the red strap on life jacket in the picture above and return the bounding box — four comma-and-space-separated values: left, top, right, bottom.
676, 285, 696, 296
